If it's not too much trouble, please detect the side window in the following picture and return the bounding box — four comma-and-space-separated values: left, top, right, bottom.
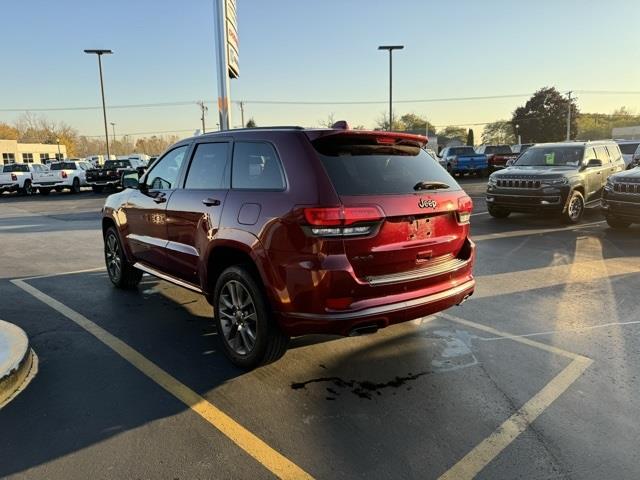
595, 146, 610, 164
607, 145, 622, 163
185, 142, 230, 189
584, 147, 596, 163
231, 142, 285, 190
145, 145, 188, 190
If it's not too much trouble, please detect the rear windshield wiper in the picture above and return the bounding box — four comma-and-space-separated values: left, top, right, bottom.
413, 180, 450, 191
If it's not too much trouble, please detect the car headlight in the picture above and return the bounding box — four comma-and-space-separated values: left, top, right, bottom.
487, 175, 497, 186
541, 177, 568, 186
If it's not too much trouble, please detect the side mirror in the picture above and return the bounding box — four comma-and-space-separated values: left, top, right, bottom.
506, 159, 515, 167
586, 158, 602, 168
121, 170, 140, 190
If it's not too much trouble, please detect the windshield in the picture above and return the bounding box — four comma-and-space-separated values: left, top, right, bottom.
449, 147, 476, 156
50, 162, 77, 170
485, 145, 513, 155
618, 143, 640, 155
314, 137, 458, 195
515, 146, 585, 167
104, 160, 131, 169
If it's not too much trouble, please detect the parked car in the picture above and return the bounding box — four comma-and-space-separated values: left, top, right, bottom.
631, 144, 640, 169
511, 143, 534, 155
32, 160, 92, 195
101, 126, 476, 368
86, 158, 147, 192
615, 140, 640, 169
475, 144, 517, 172
601, 166, 640, 228
439, 146, 488, 176
0, 163, 48, 196
486, 140, 625, 223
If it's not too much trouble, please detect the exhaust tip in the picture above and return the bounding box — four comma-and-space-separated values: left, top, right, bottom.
349, 324, 379, 337
457, 293, 472, 306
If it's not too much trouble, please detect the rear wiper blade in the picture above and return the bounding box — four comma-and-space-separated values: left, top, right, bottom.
413, 180, 450, 191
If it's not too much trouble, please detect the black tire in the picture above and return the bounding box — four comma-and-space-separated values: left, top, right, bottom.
39, 187, 51, 196
562, 190, 585, 224
20, 180, 33, 196
70, 177, 80, 194
55, 187, 63, 192
92, 185, 104, 193
104, 226, 142, 289
213, 265, 289, 369
488, 205, 511, 218
606, 216, 631, 229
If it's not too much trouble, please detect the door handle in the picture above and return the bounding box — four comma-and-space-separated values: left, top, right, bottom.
153, 194, 166, 204
202, 198, 221, 206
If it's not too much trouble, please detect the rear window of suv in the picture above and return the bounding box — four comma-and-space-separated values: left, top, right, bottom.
3, 164, 29, 173
50, 162, 77, 170
104, 160, 131, 169
313, 135, 458, 195
618, 142, 640, 155
485, 145, 512, 155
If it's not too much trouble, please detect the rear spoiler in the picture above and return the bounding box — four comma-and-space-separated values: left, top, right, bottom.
305, 129, 428, 148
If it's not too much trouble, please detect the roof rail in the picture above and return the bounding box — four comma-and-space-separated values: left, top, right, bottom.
203, 126, 305, 134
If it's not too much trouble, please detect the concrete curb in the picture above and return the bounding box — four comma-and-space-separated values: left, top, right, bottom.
0, 320, 38, 409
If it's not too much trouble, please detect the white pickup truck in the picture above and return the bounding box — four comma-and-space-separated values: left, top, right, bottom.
0, 163, 49, 196
32, 160, 93, 195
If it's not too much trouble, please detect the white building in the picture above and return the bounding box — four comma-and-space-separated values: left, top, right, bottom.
0, 139, 67, 165
612, 126, 640, 140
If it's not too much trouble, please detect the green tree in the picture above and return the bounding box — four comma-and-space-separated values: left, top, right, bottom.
576, 108, 640, 140
437, 126, 467, 144
375, 112, 435, 134
466, 128, 474, 146
511, 87, 578, 143
246, 118, 257, 128
481, 121, 516, 145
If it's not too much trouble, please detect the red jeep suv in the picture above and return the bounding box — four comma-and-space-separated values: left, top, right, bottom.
102, 125, 476, 368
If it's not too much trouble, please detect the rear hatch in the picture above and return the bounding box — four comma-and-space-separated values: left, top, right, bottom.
309, 131, 472, 282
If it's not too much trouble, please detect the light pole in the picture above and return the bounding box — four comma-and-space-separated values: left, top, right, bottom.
84, 49, 113, 160
515, 124, 521, 144
378, 45, 404, 131
110, 122, 116, 143
56, 138, 61, 160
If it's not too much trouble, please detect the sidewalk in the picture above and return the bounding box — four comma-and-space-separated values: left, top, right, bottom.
0, 319, 37, 408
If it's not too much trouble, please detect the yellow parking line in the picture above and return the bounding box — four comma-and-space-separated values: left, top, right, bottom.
11, 278, 313, 480
437, 312, 592, 479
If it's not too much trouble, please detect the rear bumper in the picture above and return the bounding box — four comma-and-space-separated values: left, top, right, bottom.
0, 183, 19, 192
273, 238, 476, 337
87, 178, 120, 186
33, 180, 71, 188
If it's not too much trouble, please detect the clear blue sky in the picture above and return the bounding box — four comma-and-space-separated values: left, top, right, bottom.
1, 0, 639, 138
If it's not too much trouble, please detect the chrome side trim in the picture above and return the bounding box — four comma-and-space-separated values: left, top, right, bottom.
127, 234, 166, 249
281, 280, 475, 321
366, 256, 471, 286
165, 241, 200, 257
133, 262, 203, 294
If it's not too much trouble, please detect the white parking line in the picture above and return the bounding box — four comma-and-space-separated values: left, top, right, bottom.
478, 320, 640, 341
470, 212, 489, 217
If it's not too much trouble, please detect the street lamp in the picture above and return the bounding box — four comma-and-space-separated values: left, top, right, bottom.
84, 49, 113, 161
515, 124, 521, 144
378, 45, 404, 131
110, 122, 116, 143
56, 138, 61, 160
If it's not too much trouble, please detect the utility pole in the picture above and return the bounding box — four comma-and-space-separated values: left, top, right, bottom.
197, 100, 208, 133
566, 91, 573, 141
378, 45, 404, 131
110, 122, 116, 143
240, 101, 245, 127
84, 49, 113, 161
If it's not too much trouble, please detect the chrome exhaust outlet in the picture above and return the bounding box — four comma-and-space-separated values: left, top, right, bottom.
457, 293, 472, 306
349, 324, 379, 337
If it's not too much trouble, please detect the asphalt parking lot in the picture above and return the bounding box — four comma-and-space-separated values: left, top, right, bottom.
1, 181, 639, 479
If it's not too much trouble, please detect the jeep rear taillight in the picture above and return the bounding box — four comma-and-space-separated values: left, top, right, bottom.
303, 206, 383, 237
457, 196, 473, 224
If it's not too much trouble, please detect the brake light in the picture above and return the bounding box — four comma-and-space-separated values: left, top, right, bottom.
376, 136, 397, 145
457, 196, 473, 224
11, 173, 17, 181
61, 171, 68, 178
303, 206, 383, 237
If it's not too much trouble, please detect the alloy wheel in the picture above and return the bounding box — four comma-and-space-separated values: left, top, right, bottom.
218, 280, 258, 356
105, 233, 122, 281
568, 194, 583, 221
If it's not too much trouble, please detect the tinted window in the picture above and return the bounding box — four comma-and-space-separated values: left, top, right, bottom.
485, 145, 512, 155
618, 142, 639, 155
314, 137, 459, 195
50, 162, 77, 170
606, 146, 622, 163
449, 147, 476, 156
104, 160, 131, 169
146, 145, 187, 190
185, 143, 229, 189
232, 142, 285, 190
3, 164, 29, 173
